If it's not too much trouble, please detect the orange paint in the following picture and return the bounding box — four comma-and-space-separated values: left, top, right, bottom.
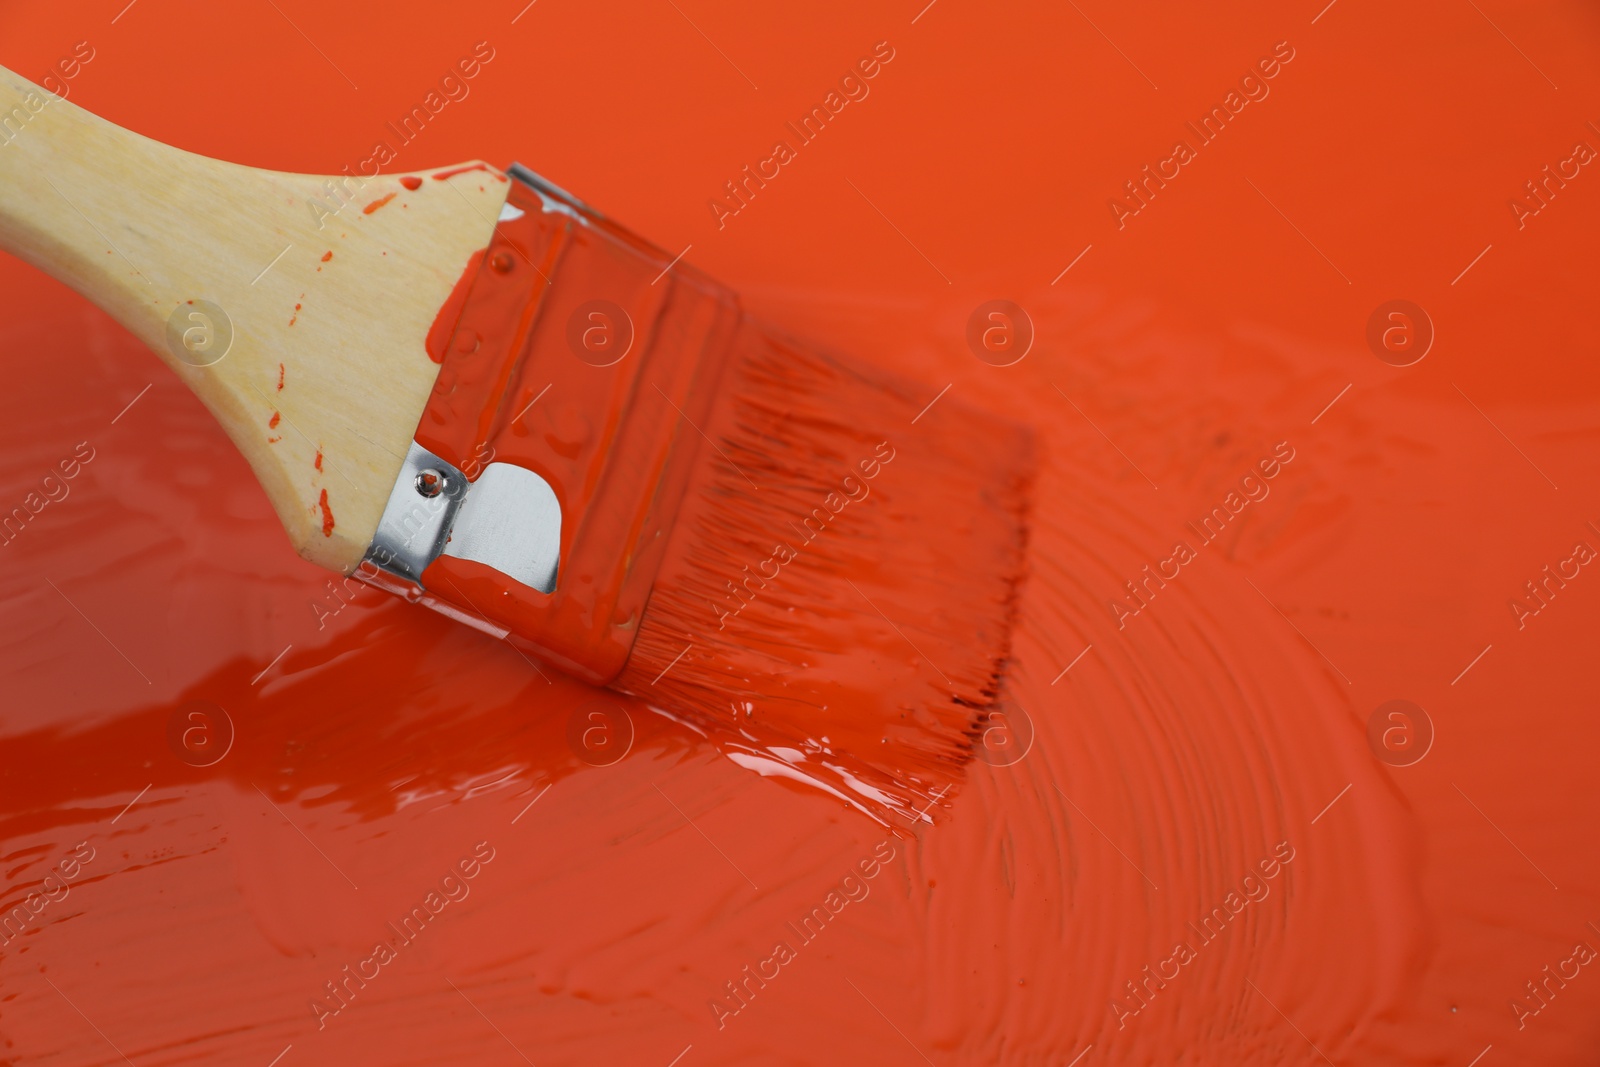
276, 362, 284, 391
363, 192, 397, 215
268, 410, 280, 428
423, 247, 486, 364
317, 488, 335, 536
321, 250, 334, 262
314, 450, 323, 472
2, 4, 1599, 1066
431, 163, 505, 182
400, 176, 423, 191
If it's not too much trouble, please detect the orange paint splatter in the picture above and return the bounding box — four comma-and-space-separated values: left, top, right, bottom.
321, 251, 334, 262
318, 489, 335, 537
314, 450, 323, 472
268, 411, 281, 429
400, 176, 423, 191
432, 163, 493, 181
276, 363, 284, 391
364, 193, 397, 215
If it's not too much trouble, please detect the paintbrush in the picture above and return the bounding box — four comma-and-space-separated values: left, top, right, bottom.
0, 64, 1031, 823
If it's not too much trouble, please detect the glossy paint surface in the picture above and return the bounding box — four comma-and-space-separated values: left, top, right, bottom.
2, 1, 1599, 1064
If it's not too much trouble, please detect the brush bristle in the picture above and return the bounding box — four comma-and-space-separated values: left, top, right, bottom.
615, 320, 1033, 824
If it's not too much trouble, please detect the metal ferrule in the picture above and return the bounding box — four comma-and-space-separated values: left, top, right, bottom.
360, 439, 563, 615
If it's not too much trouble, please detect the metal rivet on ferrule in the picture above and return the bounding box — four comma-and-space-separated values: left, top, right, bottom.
414, 469, 447, 498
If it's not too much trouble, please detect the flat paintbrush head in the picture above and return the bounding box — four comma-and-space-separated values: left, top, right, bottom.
616, 323, 1033, 823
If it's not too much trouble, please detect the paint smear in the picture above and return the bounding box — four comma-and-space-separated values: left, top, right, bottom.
6, 276, 1595, 1065
432, 163, 504, 182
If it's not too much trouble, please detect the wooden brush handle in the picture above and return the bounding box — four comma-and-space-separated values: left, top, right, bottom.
0, 64, 509, 572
